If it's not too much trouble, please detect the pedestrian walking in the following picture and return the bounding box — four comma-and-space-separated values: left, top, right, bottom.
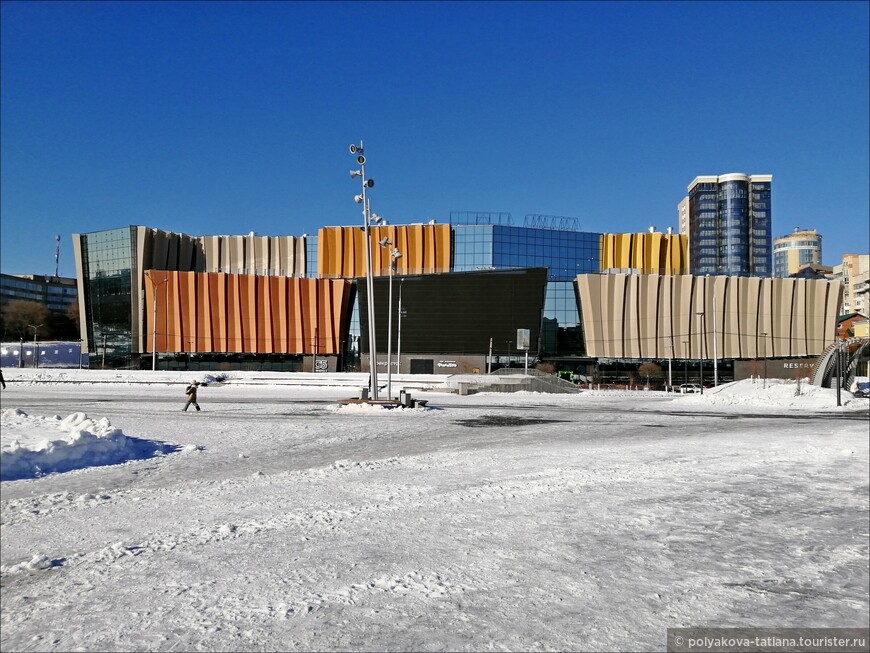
183, 380, 201, 411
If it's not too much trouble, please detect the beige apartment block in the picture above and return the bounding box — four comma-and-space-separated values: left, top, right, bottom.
833, 253, 870, 315
576, 273, 842, 360
773, 228, 822, 277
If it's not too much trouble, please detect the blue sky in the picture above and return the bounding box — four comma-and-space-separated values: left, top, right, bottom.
1, 0, 867, 278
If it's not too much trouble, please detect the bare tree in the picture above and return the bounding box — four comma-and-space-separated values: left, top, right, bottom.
638, 362, 664, 388
1, 300, 51, 340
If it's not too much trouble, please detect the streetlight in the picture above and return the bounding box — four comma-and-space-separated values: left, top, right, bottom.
379, 236, 402, 400
682, 340, 689, 385
397, 278, 406, 375
27, 324, 43, 369
666, 341, 673, 390
708, 275, 718, 387
760, 332, 768, 389
696, 312, 705, 393
147, 272, 169, 371
350, 141, 379, 400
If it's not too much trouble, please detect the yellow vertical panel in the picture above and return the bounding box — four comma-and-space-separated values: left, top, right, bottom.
619, 235, 632, 270
424, 225, 437, 274
437, 224, 451, 272
409, 226, 423, 274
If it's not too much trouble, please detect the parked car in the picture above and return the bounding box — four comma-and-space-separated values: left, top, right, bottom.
679, 383, 702, 394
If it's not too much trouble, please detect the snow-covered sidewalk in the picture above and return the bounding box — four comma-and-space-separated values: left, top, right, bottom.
1, 374, 867, 651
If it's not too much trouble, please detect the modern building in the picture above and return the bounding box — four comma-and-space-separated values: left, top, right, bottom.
576, 273, 841, 360
0, 273, 78, 312
72, 218, 840, 379
773, 228, 822, 277
681, 174, 772, 277
833, 253, 870, 315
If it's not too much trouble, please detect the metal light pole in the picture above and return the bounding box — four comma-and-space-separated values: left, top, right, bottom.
667, 342, 673, 390
379, 237, 402, 400
149, 272, 169, 371
709, 276, 718, 387
397, 278, 406, 375
835, 341, 842, 407
760, 332, 768, 389
696, 312, 705, 393
683, 340, 689, 385
27, 324, 43, 369
350, 142, 379, 400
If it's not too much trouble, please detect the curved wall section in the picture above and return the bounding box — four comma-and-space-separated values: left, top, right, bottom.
144, 271, 352, 354
317, 225, 451, 278
576, 274, 842, 359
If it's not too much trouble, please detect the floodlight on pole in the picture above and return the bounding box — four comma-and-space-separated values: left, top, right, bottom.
696, 312, 705, 393
350, 141, 379, 400
27, 323, 43, 369
379, 236, 402, 401
708, 274, 718, 387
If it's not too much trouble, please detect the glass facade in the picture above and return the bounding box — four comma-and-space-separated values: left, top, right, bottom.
750, 181, 772, 277
79, 227, 137, 366
689, 176, 771, 277
0, 274, 77, 312
453, 225, 601, 356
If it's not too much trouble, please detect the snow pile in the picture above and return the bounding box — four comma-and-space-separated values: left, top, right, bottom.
329, 402, 434, 415
678, 378, 868, 410
1, 409, 177, 481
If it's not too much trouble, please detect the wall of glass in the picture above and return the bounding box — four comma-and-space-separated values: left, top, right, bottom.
453, 225, 601, 357
79, 227, 137, 367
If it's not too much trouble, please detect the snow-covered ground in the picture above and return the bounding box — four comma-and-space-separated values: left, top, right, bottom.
1, 369, 868, 651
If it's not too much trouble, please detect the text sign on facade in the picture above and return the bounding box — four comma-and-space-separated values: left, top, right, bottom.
517, 329, 530, 350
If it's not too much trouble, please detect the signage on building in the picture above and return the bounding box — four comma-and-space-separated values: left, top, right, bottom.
437, 360, 458, 368
314, 359, 328, 372
517, 329, 530, 350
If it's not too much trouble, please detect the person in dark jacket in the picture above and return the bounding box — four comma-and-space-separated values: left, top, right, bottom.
183, 380, 201, 412
0, 369, 5, 389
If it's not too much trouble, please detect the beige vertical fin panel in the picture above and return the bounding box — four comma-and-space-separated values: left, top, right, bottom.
577, 274, 842, 360
576, 274, 602, 357
609, 275, 626, 358
792, 278, 807, 356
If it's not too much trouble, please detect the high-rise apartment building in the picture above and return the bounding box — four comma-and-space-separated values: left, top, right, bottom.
833, 253, 870, 315
773, 228, 822, 277
682, 173, 772, 277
